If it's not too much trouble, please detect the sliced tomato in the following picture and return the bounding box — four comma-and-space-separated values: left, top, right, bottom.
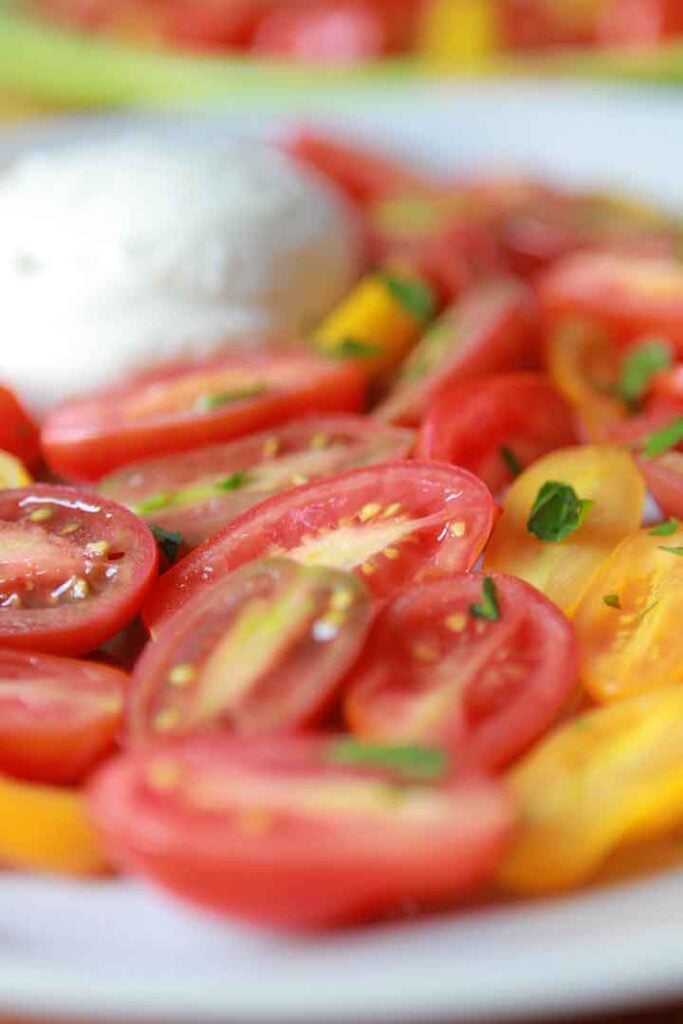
638, 450, 683, 520
573, 527, 683, 702
88, 733, 514, 928
251, 3, 388, 64
484, 445, 646, 614
42, 351, 366, 482
0, 648, 126, 785
599, 0, 683, 47
99, 417, 413, 552
143, 461, 497, 634
497, 0, 602, 50
280, 127, 430, 207
345, 572, 577, 773
163, 0, 263, 50
0, 385, 41, 471
540, 253, 683, 352
376, 278, 538, 427
129, 559, 371, 742
498, 687, 683, 894
0, 485, 158, 657
416, 372, 576, 494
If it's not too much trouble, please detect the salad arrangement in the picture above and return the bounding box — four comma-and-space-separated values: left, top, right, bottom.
2, 128, 683, 930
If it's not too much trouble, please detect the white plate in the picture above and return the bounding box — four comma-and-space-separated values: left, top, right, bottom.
2, 82, 683, 1024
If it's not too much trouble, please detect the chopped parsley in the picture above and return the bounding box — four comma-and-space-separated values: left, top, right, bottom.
469, 576, 501, 622
215, 471, 251, 492
616, 339, 672, 409
132, 491, 174, 515
649, 518, 680, 537
334, 337, 380, 359
643, 417, 683, 458
378, 270, 437, 325
500, 445, 523, 478
329, 741, 448, 783
658, 545, 683, 557
149, 525, 184, 565
194, 385, 267, 412
603, 594, 622, 610
527, 481, 594, 543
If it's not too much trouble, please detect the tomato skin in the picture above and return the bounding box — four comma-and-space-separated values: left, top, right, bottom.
129, 559, 372, 742
416, 372, 577, 494
251, 4, 389, 64
0, 648, 126, 785
345, 572, 578, 773
0, 485, 159, 658
599, 0, 683, 47
41, 351, 367, 482
88, 733, 514, 929
142, 461, 497, 635
540, 253, 683, 352
638, 451, 683, 520
498, 0, 601, 50
376, 277, 539, 427
0, 385, 41, 470
98, 416, 414, 552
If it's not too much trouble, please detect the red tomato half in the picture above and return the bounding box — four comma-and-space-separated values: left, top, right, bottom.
0, 385, 40, 470
42, 351, 366, 482
599, 0, 683, 47
252, 3, 388, 64
0, 648, 126, 785
143, 461, 497, 634
88, 733, 514, 928
99, 416, 414, 552
540, 253, 683, 352
129, 559, 371, 742
498, 0, 601, 50
416, 372, 577, 494
376, 277, 538, 427
0, 485, 158, 657
345, 573, 578, 773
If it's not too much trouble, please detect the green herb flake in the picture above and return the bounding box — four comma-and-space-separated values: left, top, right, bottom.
658, 545, 683, 557
643, 417, 683, 458
500, 445, 523, 478
215, 471, 251, 492
527, 481, 594, 543
149, 525, 184, 565
132, 491, 174, 516
334, 337, 380, 359
469, 576, 501, 622
616, 339, 672, 409
378, 270, 437, 325
329, 741, 448, 783
194, 385, 267, 412
649, 518, 680, 537
603, 594, 622, 610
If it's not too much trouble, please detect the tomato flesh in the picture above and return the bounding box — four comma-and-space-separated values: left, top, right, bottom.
99, 416, 413, 551
129, 559, 371, 742
0, 385, 41, 470
88, 733, 514, 928
142, 461, 497, 634
0, 486, 158, 657
0, 648, 126, 785
42, 351, 367, 481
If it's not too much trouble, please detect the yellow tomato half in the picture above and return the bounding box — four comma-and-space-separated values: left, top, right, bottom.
573, 527, 683, 702
484, 445, 645, 614
0, 449, 32, 489
498, 687, 683, 894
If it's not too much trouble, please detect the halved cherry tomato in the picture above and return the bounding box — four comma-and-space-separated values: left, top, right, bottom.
484, 445, 646, 613
540, 253, 683, 352
345, 572, 577, 772
376, 277, 538, 427
252, 3, 389, 64
498, 687, 683, 893
281, 127, 431, 207
497, 0, 603, 50
89, 733, 514, 928
638, 450, 683, 520
599, 0, 683, 47
163, 0, 263, 50
0, 385, 41, 471
416, 372, 577, 493
0, 450, 32, 490
573, 527, 683, 702
0, 648, 126, 785
99, 416, 414, 552
0, 485, 158, 657
143, 461, 497, 634
130, 559, 371, 742
42, 351, 366, 482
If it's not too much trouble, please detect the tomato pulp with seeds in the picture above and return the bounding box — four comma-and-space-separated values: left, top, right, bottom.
0, 648, 126, 785
0, 485, 158, 656
89, 733, 514, 929
99, 417, 414, 552
142, 461, 497, 634
375, 277, 538, 427
345, 573, 577, 773
42, 351, 367, 482
129, 560, 371, 742
416, 372, 577, 494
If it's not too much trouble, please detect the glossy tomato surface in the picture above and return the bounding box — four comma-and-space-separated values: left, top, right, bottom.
345, 572, 577, 773
416, 372, 577, 493
89, 733, 514, 929
99, 416, 414, 551
638, 451, 683, 520
0, 648, 126, 785
0, 486, 158, 657
129, 559, 371, 742
143, 461, 497, 634
42, 351, 367, 482
0, 385, 41, 470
